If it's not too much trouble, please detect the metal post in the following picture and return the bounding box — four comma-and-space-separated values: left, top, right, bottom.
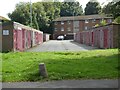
73, 1, 76, 40
30, 0, 33, 47
30, 0, 32, 28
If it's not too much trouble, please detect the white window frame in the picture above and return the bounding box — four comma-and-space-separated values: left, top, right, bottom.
67, 27, 71, 31
85, 26, 88, 30
54, 28, 57, 31
67, 21, 71, 24
61, 27, 64, 31
61, 21, 64, 25
85, 19, 89, 23
92, 19, 96, 23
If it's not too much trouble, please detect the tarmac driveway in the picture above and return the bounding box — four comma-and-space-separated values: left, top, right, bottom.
26, 40, 98, 52
2, 79, 118, 88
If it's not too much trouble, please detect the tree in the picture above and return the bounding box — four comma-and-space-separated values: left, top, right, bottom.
102, 1, 120, 18
100, 20, 107, 26
41, 2, 61, 34
8, 2, 31, 26
112, 1, 120, 18
32, 2, 49, 32
85, 0, 101, 15
102, 2, 114, 16
60, 0, 83, 16
8, 2, 61, 34
53, 2, 61, 19
114, 16, 120, 24
8, 1, 83, 34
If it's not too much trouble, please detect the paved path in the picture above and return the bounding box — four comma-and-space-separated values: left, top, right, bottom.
2, 79, 118, 88
26, 40, 98, 52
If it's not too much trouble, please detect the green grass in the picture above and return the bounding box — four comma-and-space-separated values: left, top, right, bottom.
2, 49, 119, 82
0, 53, 2, 82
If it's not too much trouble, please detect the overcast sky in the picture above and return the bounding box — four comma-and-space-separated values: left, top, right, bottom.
0, 0, 111, 19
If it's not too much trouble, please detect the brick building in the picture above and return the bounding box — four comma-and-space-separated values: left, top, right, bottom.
53, 15, 113, 40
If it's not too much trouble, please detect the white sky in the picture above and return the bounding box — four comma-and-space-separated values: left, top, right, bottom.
0, 0, 111, 19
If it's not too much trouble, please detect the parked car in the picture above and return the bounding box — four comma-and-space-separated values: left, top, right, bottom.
57, 35, 64, 40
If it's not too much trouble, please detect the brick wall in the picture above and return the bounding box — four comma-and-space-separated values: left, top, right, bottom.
53, 18, 113, 40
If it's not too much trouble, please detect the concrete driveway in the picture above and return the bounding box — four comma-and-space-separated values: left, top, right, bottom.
26, 40, 98, 52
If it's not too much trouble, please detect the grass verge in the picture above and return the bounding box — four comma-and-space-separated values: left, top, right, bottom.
2, 49, 119, 82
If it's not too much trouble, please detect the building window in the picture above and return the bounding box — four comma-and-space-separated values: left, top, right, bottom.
61, 21, 64, 25
54, 28, 57, 31
92, 19, 96, 23
67, 21, 71, 24
85, 26, 88, 30
61, 27, 64, 31
85, 20, 89, 23
67, 27, 71, 31
55, 22, 58, 25
73, 21, 79, 27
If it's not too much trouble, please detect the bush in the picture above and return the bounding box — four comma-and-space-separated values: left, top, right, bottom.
94, 24, 99, 27
100, 20, 107, 26
114, 16, 120, 24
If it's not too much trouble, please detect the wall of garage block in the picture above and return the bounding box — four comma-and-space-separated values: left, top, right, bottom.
74, 23, 120, 49
1, 21, 43, 52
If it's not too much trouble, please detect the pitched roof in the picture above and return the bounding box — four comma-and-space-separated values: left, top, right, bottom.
54, 15, 113, 21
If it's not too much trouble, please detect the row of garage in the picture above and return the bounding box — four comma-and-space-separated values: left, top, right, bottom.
1, 21, 49, 52
74, 23, 119, 49
13, 22, 43, 51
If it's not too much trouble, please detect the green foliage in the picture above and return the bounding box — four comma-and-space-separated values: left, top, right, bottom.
94, 24, 99, 27
42, 2, 61, 34
0, 53, 2, 82
94, 20, 107, 27
33, 13, 39, 30
8, 1, 83, 34
114, 16, 120, 24
8, 2, 31, 26
53, 2, 61, 18
100, 20, 107, 26
85, 0, 101, 15
102, 1, 120, 18
8, 2, 61, 34
60, 0, 83, 16
32, 2, 49, 32
102, 2, 114, 16
2, 49, 118, 82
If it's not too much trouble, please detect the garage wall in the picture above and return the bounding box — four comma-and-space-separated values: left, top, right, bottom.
74, 23, 119, 49
2, 22, 14, 52
2, 21, 43, 52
